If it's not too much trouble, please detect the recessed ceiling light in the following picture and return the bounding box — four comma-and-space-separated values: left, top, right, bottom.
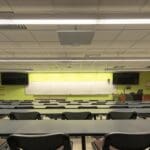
0, 19, 150, 25
0, 58, 150, 62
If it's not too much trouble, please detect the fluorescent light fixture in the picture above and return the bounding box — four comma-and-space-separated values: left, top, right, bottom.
0, 19, 150, 25
106, 69, 150, 72
0, 59, 150, 62
0, 19, 96, 25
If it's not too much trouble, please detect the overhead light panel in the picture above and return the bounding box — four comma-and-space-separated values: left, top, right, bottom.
0, 19, 150, 25
0, 58, 150, 62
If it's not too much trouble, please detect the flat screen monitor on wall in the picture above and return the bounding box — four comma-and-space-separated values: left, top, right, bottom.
1, 72, 28, 85
113, 72, 139, 85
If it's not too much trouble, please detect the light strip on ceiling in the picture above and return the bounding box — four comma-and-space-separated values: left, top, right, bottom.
0, 19, 150, 25
0, 59, 150, 62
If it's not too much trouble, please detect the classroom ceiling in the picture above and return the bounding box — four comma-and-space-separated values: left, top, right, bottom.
0, 0, 150, 72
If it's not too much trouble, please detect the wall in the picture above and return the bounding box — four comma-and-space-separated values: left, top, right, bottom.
115, 72, 150, 95
0, 72, 150, 100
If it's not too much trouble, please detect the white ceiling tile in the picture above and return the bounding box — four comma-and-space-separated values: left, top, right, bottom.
0, 33, 9, 41
91, 41, 111, 48
53, 0, 98, 13
53, 0, 98, 6
0, 0, 12, 11
76, 25, 96, 30
141, 33, 150, 41
26, 25, 57, 30
93, 30, 121, 41
126, 49, 149, 53
1, 30, 35, 42
53, 0, 98, 18
116, 30, 149, 41
8, 0, 53, 13
124, 49, 150, 57
31, 31, 58, 42
11, 52, 66, 58
95, 25, 125, 30
99, 0, 145, 13
86, 50, 108, 55
57, 25, 76, 30
132, 41, 150, 48
38, 42, 61, 48
0, 42, 16, 48
101, 49, 125, 53
110, 41, 134, 48
66, 52, 85, 58
12, 42, 40, 48
123, 25, 150, 30
141, 0, 150, 13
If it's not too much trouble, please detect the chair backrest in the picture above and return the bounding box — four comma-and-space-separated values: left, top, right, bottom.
67, 103, 81, 105
78, 106, 98, 109
91, 102, 106, 105
23, 100, 33, 102
109, 105, 128, 108
138, 113, 150, 119
62, 112, 93, 120
79, 101, 89, 103
58, 101, 70, 104
46, 106, 65, 109
106, 111, 137, 120
9, 112, 41, 120
39, 100, 50, 103
89, 100, 99, 102
74, 100, 84, 102
141, 105, 150, 108
7, 133, 72, 150
15, 106, 34, 109
1, 102, 12, 105
19, 103, 33, 105
102, 133, 150, 150
44, 103, 58, 105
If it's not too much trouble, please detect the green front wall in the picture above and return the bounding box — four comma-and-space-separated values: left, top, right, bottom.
0, 72, 150, 101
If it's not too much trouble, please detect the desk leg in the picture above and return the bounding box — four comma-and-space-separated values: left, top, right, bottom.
81, 136, 86, 150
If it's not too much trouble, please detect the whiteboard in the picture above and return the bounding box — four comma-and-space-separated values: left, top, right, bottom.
26, 81, 115, 95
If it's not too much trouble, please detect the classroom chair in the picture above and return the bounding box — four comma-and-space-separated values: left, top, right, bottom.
9, 112, 41, 120
62, 112, 93, 120
92, 133, 150, 150
7, 133, 72, 150
106, 111, 137, 120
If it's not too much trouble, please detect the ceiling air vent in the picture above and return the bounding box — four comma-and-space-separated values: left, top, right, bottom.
0, 11, 26, 30
58, 30, 94, 45
0, 25, 27, 30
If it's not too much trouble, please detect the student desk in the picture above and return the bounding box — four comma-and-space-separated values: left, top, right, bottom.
0, 120, 150, 150
0, 108, 149, 114
0, 104, 150, 109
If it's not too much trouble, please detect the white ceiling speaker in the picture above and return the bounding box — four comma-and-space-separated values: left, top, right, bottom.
58, 30, 94, 45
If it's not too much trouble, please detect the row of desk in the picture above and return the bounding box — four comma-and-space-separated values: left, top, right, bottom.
0, 100, 148, 105
0, 104, 150, 109
0, 120, 150, 150
0, 100, 150, 150
0, 108, 150, 118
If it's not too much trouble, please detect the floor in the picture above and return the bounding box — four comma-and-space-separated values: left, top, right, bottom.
71, 137, 94, 150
